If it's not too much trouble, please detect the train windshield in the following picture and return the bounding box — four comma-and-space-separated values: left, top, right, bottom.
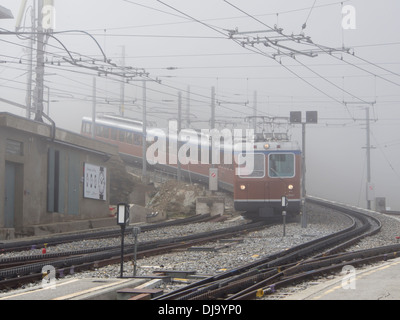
238, 153, 265, 178
269, 153, 295, 178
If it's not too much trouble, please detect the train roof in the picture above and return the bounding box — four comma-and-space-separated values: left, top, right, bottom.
82, 116, 300, 152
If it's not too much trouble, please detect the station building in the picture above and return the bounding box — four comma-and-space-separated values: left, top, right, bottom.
0, 112, 119, 240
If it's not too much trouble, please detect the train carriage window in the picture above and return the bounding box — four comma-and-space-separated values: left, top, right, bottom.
81, 122, 92, 135
111, 128, 118, 141
126, 131, 134, 144
102, 126, 109, 138
95, 124, 101, 137
269, 153, 295, 178
238, 153, 265, 178
134, 134, 143, 146
118, 130, 125, 143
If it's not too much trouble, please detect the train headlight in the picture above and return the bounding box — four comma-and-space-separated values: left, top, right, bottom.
264, 144, 270, 150
288, 184, 294, 191
240, 185, 246, 191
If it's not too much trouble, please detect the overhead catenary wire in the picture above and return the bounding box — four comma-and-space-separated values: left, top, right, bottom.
2, 1, 400, 132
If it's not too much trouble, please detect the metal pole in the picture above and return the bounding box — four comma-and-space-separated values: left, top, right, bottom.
120, 225, 125, 278
26, 0, 35, 119
253, 91, 257, 134
301, 122, 307, 228
366, 106, 372, 210
92, 77, 96, 139
282, 210, 286, 237
177, 91, 182, 181
142, 80, 148, 182
211, 86, 215, 131
186, 86, 191, 128
120, 46, 125, 116
34, 0, 44, 122
211, 86, 216, 171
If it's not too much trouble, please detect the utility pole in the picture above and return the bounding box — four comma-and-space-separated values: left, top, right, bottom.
253, 91, 257, 134
142, 80, 147, 183
345, 101, 376, 210
290, 111, 318, 228
185, 86, 191, 128
177, 91, 182, 181
301, 121, 307, 227
26, 1, 35, 119
365, 106, 373, 210
210, 86, 216, 170
92, 77, 96, 139
120, 45, 125, 116
34, 0, 45, 122
211, 86, 216, 131
139, 77, 160, 184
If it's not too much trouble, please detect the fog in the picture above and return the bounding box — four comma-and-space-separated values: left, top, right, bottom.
1, 0, 399, 210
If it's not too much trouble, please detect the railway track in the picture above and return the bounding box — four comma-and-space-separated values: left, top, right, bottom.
0, 197, 391, 299
155, 197, 387, 300
0, 213, 213, 254
0, 216, 266, 291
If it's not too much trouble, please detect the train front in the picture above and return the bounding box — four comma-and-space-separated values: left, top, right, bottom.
234, 140, 302, 220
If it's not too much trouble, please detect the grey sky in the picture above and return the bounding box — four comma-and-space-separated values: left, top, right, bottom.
1, 0, 400, 209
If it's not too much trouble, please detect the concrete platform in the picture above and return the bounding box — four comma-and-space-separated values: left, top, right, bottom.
0, 277, 151, 300
285, 257, 400, 300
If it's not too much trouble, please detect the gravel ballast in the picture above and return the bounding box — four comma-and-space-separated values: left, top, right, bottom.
2, 202, 400, 297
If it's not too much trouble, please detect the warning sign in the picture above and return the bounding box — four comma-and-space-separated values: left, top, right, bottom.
209, 168, 218, 191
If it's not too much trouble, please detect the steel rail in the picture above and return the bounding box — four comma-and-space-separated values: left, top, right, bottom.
232, 246, 400, 300
0, 220, 267, 290
156, 198, 382, 300
0, 214, 213, 253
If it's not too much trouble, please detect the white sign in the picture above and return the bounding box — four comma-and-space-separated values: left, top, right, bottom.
84, 163, 107, 200
209, 168, 218, 191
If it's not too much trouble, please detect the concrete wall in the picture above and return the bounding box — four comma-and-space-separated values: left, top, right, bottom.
0, 113, 119, 239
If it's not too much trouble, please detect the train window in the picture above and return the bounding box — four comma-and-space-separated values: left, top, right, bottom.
81, 122, 92, 135
238, 153, 265, 178
95, 124, 102, 137
134, 134, 143, 146
111, 128, 118, 141
126, 131, 134, 144
102, 126, 109, 138
118, 130, 125, 143
269, 153, 295, 178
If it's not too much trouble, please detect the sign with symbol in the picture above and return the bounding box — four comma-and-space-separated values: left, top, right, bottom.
209, 168, 218, 191
84, 163, 107, 200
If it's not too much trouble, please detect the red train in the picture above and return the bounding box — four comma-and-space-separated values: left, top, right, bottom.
234, 140, 302, 220
81, 114, 302, 220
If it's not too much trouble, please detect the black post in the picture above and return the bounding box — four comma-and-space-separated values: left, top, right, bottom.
282, 210, 286, 237
120, 224, 125, 278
